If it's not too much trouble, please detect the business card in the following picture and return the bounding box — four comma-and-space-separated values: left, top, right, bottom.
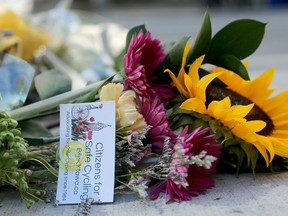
56, 101, 115, 204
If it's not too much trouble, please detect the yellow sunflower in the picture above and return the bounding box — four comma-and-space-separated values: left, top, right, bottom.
165, 43, 220, 114
210, 65, 288, 161
166, 42, 275, 166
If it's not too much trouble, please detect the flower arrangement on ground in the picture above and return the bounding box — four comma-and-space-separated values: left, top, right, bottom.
1, 8, 288, 208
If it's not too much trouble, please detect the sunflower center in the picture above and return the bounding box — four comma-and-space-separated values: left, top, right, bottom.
206, 86, 274, 136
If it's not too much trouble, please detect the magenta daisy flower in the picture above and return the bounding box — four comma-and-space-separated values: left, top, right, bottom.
138, 96, 176, 153
149, 126, 220, 203
123, 30, 175, 102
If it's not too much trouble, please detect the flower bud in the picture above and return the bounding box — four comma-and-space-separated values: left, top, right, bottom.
0, 112, 10, 119
15, 146, 27, 157
26, 169, 33, 177
13, 171, 20, 177
10, 179, 17, 186
4, 132, 14, 141
10, 129, 21, 137
25, 199, 35, 209
0, 120, 8, 130
7, 119, 18, 129
34, 190, 41, 196
3, 152, 10, 158
7, 158, 18, 167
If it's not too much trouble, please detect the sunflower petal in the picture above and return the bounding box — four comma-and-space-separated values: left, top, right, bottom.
232, 124, 258, 143
231, 104, 254, 119
254, 135, 274, 163
242, 120, 266, 133
269, 137, 288, 158
252, 142, 270, 166
196, 72, 222, 102
165, 69, 189, 98
247, 68, 275, 105
184, 73, 194, 98
188, 55, 205, 78
180, 98, 207, 114
232, 125, 272, 165
181, 42, 190, 70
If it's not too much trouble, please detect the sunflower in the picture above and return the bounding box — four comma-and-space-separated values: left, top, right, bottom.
166, 42, 275, 167
210, 65, 288, 162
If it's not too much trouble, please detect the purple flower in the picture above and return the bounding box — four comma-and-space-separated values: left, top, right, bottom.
26, 169, 33, 177
149, 126, 220, 203
123, 30, 175, 102
138, 96, 175, 153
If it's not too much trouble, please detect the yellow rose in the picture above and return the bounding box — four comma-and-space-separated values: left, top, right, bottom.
99, 83, 147, 133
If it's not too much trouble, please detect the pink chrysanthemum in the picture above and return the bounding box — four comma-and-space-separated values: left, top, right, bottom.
149, 126, 220, 203
123, 30, 175, 101
138, 96, 176, 153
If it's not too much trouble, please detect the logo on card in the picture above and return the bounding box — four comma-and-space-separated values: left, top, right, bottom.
59, 141, 86, 171
71, 105, 111, 141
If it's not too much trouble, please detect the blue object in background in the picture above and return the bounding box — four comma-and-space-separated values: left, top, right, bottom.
0, 52, 35, 111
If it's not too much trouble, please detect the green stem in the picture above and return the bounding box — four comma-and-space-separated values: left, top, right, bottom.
20, 156, 58, 177
8, 77, 113, 121
115, 178, 130, 188
116, 168, 167, 181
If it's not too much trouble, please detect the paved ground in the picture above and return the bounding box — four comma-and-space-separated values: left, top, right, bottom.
2, 173, 288, 216
1, 3, 288, 216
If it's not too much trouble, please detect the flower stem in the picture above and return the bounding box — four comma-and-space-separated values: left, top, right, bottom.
8, 77, 113, 121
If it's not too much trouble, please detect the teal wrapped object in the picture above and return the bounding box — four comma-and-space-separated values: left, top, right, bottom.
0, 52, 35, 111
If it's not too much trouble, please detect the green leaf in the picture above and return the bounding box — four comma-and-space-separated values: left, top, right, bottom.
210, 54, 250, 80
228, 145, 246, 174
209, 118, 222, 133
155, 36, 190, 76
125, 25, 147, 52
18, 120, 53, 138
219, 127, 234, 143
240, 141, 259, 175
114, 48, 126, 72
162, 41, 176, 54
18, 119, 58, 144
240, 141, 253, 165
34, 69, 72, 100
250, 147, 259, 175
73, 75, 114, 103
207, 19, 266, 61
24, 136, 60, 145
187, 10, 212, 64
173, 114, 195, 130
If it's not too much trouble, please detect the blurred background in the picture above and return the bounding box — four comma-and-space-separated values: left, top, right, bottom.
32, 0, 288, 11
31, 0, 288, 88
1, 0, 288, 89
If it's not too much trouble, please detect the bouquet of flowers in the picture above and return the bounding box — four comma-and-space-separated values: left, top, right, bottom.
1, 7, 288, 208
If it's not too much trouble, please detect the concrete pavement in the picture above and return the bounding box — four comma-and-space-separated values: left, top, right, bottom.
2, 173, 288, 216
